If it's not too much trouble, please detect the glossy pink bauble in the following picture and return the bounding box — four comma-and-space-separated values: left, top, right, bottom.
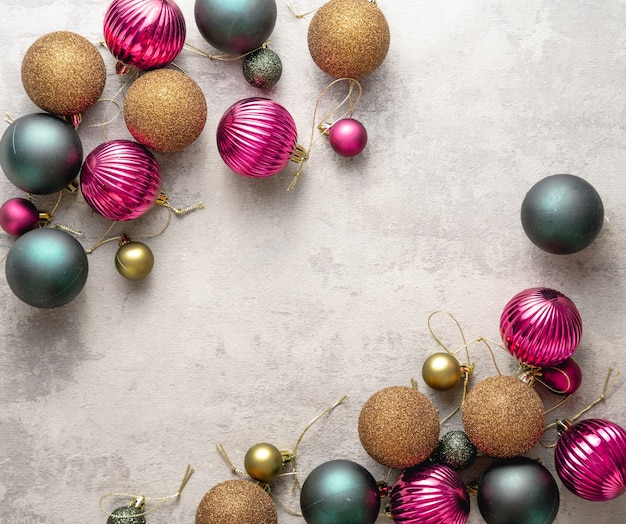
500, 287, 582, 368
389, 463, 470, 524
329, 118, 367, 157
555, 418, 626, 501
216, 97, 298, 178
540, 358, 583, 395
104, 0, 186, 71
80, 140, 161, 221
0, 198, 39, 236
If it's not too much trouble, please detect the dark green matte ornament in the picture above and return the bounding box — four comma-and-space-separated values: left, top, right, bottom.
430, 430, 477, 470
521, 174, 604, 254
107, 505, 146, 524
5, 228, 88, 308
300, 459, 380, 524
0, 113, 83, 195
477, 456, 560, 524
243, 47, 282, 88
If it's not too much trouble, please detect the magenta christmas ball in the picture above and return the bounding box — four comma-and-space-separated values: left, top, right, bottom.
555, 418, 626, 501
216, 97, 299, 178
329, 118, 367, 157
80, 139, 162, 221
104, 0, 186, 72
500, 287, 582, 368
540, 358, 583, 395
0, 198, 39, 236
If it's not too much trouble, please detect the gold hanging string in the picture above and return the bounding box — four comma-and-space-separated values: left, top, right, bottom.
156, 192, 205, 216
287, 1, 320, 18
533, 364, 572, 394
439, 365, 473, 425
427, 310, 471, 366
596, 215, 611, 240
4, 112, 14, 124
83, 98, 122, 132
183, 40, 271, 61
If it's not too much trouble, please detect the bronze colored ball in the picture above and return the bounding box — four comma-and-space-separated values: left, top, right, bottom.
422, 353, 462, 391
462, 375, 545, 458
196, 479, 277, 524
307, 0, 390, 79
358, 386, 440, 469
115, 241, 154, 280
244, 443, 284, 482
21, 31, 106, 119
124, 69, 207, 153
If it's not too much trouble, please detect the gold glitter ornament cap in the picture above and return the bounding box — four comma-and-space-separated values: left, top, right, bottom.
21, 31, 106, 123
358, 386, 440, 469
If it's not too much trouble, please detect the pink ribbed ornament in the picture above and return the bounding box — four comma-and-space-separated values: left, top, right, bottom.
500, 287, 582, 368
103, 0, 186, 72
389, 463, 470, 524
555, 418, 626, 501
80, 140, 161, 221
216, 97, 300, 178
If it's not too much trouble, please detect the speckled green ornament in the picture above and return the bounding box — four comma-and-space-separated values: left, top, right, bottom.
430, 430, 477, 470
243, 47, 282, 88
107, 505, 146, 524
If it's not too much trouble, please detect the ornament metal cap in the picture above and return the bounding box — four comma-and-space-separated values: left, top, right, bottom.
556, 419, 573, 435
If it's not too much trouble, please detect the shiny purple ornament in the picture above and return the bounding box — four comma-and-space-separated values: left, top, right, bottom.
500, 287, 582, 368
0, 198, 39, 236
80, 140, 161, 221
555, 418, 626, 501
104, 0, 186, 72
540, 358, 583, 395
389, 463, 470, 524
216, 97, 299, 178
329, 118, 367, 157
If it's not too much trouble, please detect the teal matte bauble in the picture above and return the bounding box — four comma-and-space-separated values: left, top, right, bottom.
194, 0, 277, 54
300, 459, 380, 524
5, 228, 88, 308
0, 113, 83, 195
521, 174, 604, 254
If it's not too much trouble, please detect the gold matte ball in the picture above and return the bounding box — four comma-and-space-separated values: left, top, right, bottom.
124, 69, 207, 153
21, 31, 106, 117
422, 353, 462, 391
115, 241, 154, 280
244, 443, 284, 482
307, 0, 390, 79
195, 479, 277, 524
358, 386, 440, 469
462, 375, 545, 458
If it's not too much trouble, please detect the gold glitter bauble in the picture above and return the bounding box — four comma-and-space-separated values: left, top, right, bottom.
462, 375, 545, 458
358, 386, 440, 469
422, 352, 462, 391
195, 479, 277, 524
307, 0, 390, 79
124, 69, 207, 153
21, 31, 106, 119
244, 443, 284, 482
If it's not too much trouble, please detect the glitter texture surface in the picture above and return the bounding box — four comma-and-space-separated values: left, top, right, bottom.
358, 386, 440, 469
243, 48, 283, 89
106, 505, 147, 524
462, 375, 545, 458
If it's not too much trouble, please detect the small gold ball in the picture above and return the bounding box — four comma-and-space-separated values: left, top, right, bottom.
244, 443, 284, 482
422, 353, 462, 391
115, 241, 154, 280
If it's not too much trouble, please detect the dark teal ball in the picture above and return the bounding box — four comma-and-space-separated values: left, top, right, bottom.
0, 113, 83, 195
521, 174, 604, 254
300, 459, 380, 524
5, 228, 88, 308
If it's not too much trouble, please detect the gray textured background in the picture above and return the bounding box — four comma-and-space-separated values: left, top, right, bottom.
1, 0, 626, 523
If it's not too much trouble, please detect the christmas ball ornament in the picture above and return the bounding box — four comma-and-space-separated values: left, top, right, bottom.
462, 375, 544, 457
540, 357, 583, 395
500, 287, 582, 368
242, 47, 282, 89
430, 430, 477, 470
196, 479, 277, 524
80, 139, 162, 221
21, 31, 106, 125
477, 456, 560, 524
389, 462, 470, 524
5, 228, 88, 308
194, 0, 277, 54
124, 69, 207, 153
308, 0, 390, 79
244, 443, 285, 482
216, 97, 302, 178
300, 459, 380, 524
0, 113, 83, 195
115, 240, 155, 280
555, 418, 626, 501
107, 502, 146, 524
521, 174, 604, 254
358, 386, 440, 469
422, 352, 462, 391
0, 198, 39, 236
328, 118, 367, 157
104, 0, 186, 73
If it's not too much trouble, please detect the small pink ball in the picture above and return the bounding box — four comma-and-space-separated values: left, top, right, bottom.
540, 358, 583, 395
328, 118, 367, 157
0, 198, 39, 236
